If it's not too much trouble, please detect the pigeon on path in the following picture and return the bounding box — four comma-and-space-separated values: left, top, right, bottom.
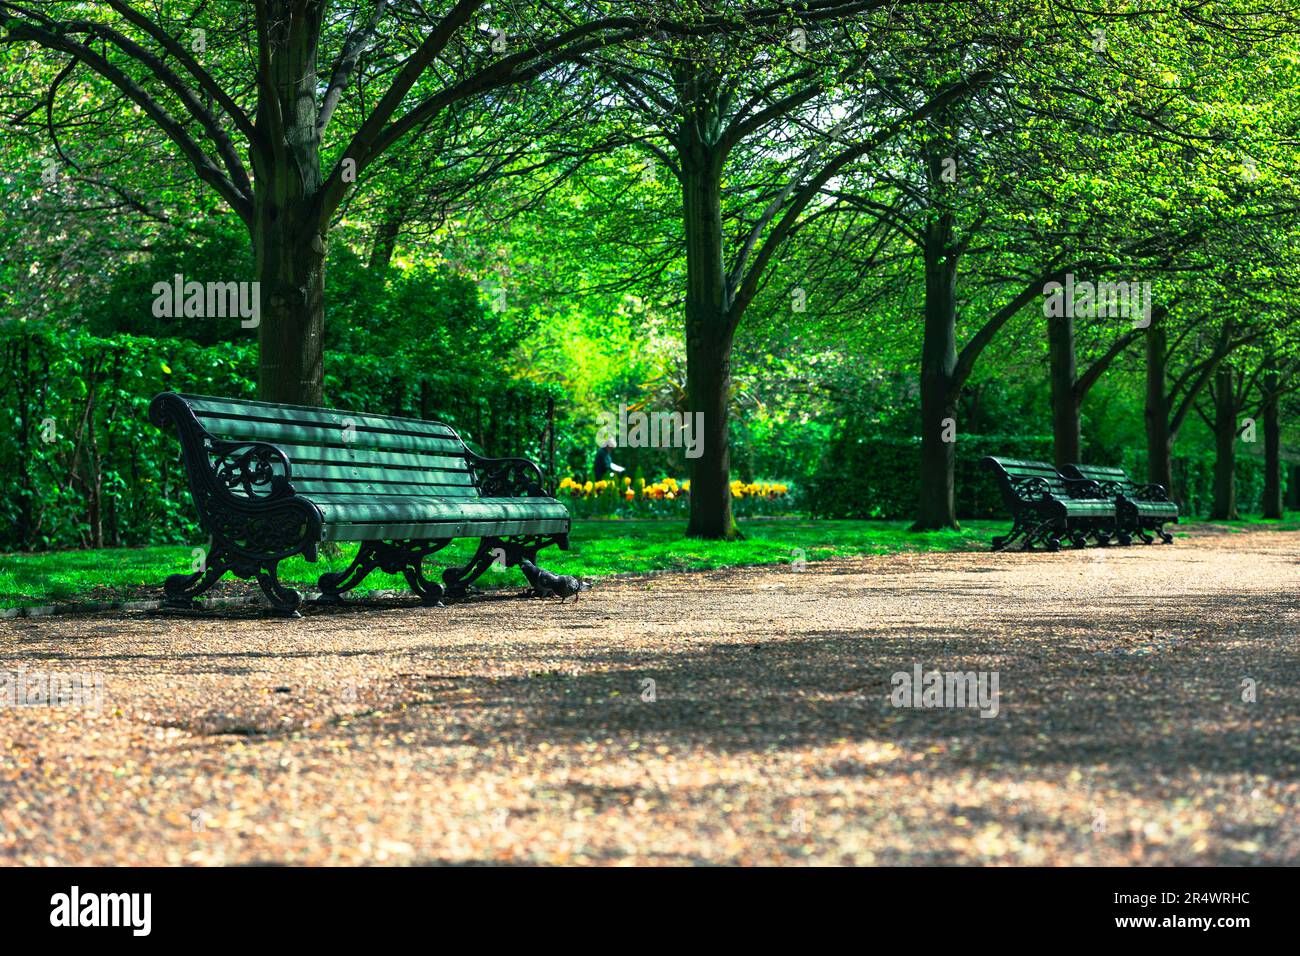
520, 559, 592, 603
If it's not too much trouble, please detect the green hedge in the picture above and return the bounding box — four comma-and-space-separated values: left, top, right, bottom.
0, 326, 562, 551
808, 433, 1055, 520
1122, 447, 1273, 518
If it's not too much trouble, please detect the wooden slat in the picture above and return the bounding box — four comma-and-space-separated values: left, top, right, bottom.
323, 517, 569, 542
1132, 501, 1178, 515
180, 393, 458, 438
291, 461, 474, 486
256, 442, 469, 473
197, 416, 467, 455
1061, 501, 1116, 513
309, 496, 568, 525
294, 481, 481, 498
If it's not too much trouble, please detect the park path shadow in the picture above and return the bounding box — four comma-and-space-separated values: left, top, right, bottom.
365, 590, 1300, 784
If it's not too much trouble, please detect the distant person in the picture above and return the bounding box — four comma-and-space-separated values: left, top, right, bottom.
593, 438, 625, 481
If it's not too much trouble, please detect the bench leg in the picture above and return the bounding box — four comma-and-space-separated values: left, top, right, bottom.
442, 538, 503, 600
992, 518, 1027, 552
162, 543, 237, 608
256, 561, 303, 617
442, 534, 560, 600
162, 543, 303, 617
403, 557, 446, 606
318, 540, 450, 606
316, 543, 381, 603
1020, 519, 1055, 551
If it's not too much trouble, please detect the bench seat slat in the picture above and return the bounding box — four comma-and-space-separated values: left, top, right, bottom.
323, 517, 568, 542
1132, 501, 1179, 516
307, 495, 567, 526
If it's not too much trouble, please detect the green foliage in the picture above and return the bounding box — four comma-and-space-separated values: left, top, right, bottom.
2, 1, 1299, 551
0, 325, 562, 551
82, 219, 254, 343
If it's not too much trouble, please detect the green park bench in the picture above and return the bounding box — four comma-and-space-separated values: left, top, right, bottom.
149, 392, 570, 616
1060, 463, 1178, 545
979, 456, 1118, 552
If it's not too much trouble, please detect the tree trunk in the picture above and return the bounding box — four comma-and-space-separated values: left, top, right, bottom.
252, 7, 326, 406
369, 212, 403, 272
914, 209, 960, 530
1144, 320, 1175, 496
1210, 365, 1238, 520
681, 152, 737, 540
1262, 364, 1283, 519
685, 325, 735, 539
17, 332, 32, 550
1047, 310, 1080, 468
86, 375, 103, 549
254, 205, 326, 405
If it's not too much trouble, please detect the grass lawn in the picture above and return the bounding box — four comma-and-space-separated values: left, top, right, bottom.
1, 517, 996, 609
2, 514, 1296, 610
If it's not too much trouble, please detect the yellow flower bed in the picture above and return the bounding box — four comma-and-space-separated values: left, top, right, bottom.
557, 475, 787, 501
729, 479, 789, 500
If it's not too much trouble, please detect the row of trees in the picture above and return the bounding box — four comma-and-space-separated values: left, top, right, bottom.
3, 2, 1298, 538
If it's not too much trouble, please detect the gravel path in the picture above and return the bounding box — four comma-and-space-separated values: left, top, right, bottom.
2, 529, 1298, 865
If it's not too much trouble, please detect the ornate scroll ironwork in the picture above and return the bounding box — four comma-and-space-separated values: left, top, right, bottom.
1133, 482, 1170, 502
468, 454, 546, 497
211, 441, 294, 500
1009, 476, 1053, 503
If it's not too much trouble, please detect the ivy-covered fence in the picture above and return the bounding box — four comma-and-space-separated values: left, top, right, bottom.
0, 326, 561, 551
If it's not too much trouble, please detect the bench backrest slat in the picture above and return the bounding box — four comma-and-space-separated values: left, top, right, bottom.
1063, 464, 1137, 495
175, 393, 479, 499
194, 414, 468, 455
293, 481, 482, 498
289, 461, 474, 488
257, 442, 469, 473
983, 457, 1076, 499
181, 394, 460, 440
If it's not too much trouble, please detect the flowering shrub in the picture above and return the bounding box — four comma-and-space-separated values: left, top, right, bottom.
556, 475, 792, 517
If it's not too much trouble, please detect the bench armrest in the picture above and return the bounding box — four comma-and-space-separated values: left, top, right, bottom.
468, 454, 547, 497
1132, 483, 1170, 502
209, 440, 296, 502
1009, 475, 1053, 502
1076, 476, 1128, 496
150, 391, 298, 506
1060, 476, 1104, 499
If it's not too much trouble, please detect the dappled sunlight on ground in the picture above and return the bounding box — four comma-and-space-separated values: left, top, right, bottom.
1, 528, 1297, 865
